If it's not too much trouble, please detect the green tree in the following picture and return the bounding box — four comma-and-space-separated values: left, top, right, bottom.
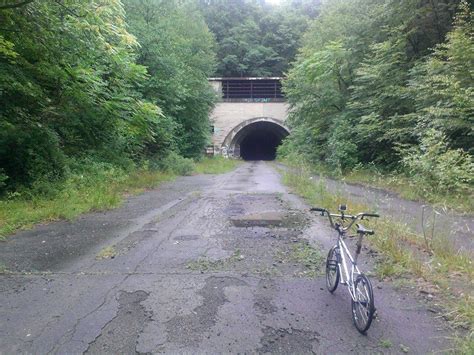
125, 0, 217, 158
284, 41, 352, 165
198, 0, 317, 76
282, 0, 470, 178
349, 35, 417, 166
0, 0, 163, 190
283, 0, 386, 168
408, 1, 473, 153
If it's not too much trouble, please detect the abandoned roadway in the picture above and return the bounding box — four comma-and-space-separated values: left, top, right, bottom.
0, 162, 452, 354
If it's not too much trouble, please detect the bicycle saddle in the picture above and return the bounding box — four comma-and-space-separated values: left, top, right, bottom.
356, 223, 374, 235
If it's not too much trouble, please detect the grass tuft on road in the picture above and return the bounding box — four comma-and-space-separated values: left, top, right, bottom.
286, 242, 324, 278
279, 162, 473, 352
194, 156, 241, 175
186, 249, 244, 272
96, 246, 117, 260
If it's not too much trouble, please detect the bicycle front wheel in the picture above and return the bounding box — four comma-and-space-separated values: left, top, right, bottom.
326, 245, 340, 293
351, 274, 375, 334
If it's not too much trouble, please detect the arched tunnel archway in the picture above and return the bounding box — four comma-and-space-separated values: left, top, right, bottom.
223, 119, 289, 161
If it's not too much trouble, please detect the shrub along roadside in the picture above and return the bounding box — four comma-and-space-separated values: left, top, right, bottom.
278, 161, 473, 352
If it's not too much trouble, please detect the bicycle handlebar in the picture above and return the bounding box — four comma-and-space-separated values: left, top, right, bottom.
310, 207, 379, 232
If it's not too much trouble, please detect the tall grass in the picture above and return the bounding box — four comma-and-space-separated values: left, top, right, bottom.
0, 168, 174, 239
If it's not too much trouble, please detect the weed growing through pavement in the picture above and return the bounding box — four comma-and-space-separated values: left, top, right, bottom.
96, 246, 117, 260
288, 242, 324, 278
273, 239, 324, 278
0, 262, 8, 274
186, 249, 245, 272
379, 339, 392, 348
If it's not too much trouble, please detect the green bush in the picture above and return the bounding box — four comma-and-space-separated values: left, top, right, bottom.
0, 169, 8, 192
151, 152, 195, 176
326, 115, 359, 174
67, 158, 128, 185
0, 124, 67, 192
399, 129, 474, 195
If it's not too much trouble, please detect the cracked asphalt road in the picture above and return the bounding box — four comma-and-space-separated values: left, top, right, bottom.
0, 162, 452, 354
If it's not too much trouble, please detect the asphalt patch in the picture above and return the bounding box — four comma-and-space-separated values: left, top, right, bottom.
165, 276, 247, 346
85, 290, 151, 354
231, 211, 285, 228
257, 326, 320, 354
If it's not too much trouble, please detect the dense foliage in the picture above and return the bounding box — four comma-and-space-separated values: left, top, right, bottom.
198, 0, 320, 76
1, 0, 472, 200
125, 0, 216, 158
281, 0, 473, 194
0, 0, 216, 194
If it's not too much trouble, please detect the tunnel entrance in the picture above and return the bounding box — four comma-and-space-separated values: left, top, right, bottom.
240, 128, 281, 160
226, 120, 289, 161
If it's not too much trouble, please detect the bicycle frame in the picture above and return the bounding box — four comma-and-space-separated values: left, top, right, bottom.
335, 231, 361, 302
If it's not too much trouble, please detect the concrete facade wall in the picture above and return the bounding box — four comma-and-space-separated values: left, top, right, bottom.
210, 102, 289, 153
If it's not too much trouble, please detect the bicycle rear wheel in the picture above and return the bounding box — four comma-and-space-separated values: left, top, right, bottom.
326, 245, 340, 293
351, 274, 375, 334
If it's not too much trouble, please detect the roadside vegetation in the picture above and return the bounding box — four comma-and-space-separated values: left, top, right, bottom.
279, 160, 473, 352
0, 0, 231, 240
279, 0, 473, 211
194, 156, 241, 175
0, 155, 242, 240
0, 164, 175, 240
284, 157, 474, 213
341, 166, 474, 213
0, 1, 215, 199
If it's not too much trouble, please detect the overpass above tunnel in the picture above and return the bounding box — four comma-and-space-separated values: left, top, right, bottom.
209, 77, 290, 160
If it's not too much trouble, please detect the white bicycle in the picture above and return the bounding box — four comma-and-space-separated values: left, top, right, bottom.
311, 205, 380, 334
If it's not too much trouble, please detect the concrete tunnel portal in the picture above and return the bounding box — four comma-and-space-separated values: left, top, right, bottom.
224, 119, 290, 161
209, 77, 290, 159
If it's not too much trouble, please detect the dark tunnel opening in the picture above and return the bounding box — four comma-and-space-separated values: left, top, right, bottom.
237, 122, 288, 161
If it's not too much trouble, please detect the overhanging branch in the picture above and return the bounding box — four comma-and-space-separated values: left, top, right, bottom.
0, 0, 35, 10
